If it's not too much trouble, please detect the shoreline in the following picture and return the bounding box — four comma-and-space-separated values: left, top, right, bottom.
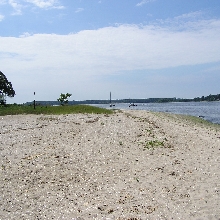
1, 110, 220, 219
93, 101, 220, 125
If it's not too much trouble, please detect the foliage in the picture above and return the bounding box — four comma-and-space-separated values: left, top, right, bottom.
144, 140, 164, 150
194, 94, 220, 102
57, 93, 72, 105
0, 104, 114, 116
0, 71, 15, 105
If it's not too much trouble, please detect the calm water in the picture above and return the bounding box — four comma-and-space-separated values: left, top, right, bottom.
92, 101, 220, 125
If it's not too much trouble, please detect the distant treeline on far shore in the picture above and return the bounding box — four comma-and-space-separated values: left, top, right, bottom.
193, 93, 220, 102
25, 93, 220, 106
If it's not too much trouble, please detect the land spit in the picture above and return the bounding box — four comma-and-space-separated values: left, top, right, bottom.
0, 110, 219, 219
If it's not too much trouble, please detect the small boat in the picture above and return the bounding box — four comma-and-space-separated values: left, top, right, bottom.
129, 103, 137, 107
109, 92, 115, 107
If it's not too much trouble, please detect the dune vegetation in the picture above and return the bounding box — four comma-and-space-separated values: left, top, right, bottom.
0, 104, 113, 116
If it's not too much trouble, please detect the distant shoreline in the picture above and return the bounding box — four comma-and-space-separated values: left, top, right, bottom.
24, 99, 220, 106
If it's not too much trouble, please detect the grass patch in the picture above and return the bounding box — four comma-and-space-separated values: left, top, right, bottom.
144, 140, 164, 150
176, 114, 219, 126
0, 104, 114, 116
173, 114, 220, 131
153, 112, 220, 131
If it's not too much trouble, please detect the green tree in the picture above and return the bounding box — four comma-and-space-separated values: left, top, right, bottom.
57, 93, 72, 105
194, 97, 200, 102
207, 94, 215, 101
0, 71, 16, 105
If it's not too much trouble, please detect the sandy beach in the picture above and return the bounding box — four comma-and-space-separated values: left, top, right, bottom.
0, 110, 219, 220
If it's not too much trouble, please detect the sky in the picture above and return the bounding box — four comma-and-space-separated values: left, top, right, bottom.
0, 0, 220, 104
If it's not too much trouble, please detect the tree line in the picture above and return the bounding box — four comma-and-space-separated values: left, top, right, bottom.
25, 94, 220, 106
193, 94, 220, 102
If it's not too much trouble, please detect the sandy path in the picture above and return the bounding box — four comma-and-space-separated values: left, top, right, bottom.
0, 110, 219, 219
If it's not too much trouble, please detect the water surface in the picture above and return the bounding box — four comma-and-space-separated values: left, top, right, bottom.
92, 101, 220, 125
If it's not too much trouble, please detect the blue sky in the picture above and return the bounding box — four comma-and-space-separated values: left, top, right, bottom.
0, 0, 220, 103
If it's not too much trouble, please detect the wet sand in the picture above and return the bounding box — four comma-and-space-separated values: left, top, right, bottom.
0, 110, 220, 219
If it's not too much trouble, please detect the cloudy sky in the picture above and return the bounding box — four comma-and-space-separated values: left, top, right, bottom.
0, 0, 220, 103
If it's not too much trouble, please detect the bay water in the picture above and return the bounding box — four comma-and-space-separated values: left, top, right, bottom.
92, 101, 220, 125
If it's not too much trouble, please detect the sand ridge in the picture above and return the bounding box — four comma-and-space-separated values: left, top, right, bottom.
0, 110, 219, 219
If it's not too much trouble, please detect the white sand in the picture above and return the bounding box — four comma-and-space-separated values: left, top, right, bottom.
0, 110, 219, 219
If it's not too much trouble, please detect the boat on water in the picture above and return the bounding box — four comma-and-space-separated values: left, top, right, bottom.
129, 103, 137, 107
109, 92, 115, 107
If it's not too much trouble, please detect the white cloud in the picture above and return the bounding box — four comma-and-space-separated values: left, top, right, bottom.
75, 8, 84, 13
1, 18, 220, 102
0, 14, 4, 21
136, 0, 156, 7
174, 11, 204, 20
5, 0, 64, 12
1, 19, 220, 72
9, 0, 23, 15
25, 0, 64, 9
159, 11, 205, 27
0, 0, 7, 4
19, 32, 31, 37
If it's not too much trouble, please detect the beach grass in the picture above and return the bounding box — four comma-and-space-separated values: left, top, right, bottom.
153, 111, 220, 130
0, 104, 114, 116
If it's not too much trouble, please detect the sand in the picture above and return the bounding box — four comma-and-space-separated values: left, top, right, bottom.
0, 110, 219, 220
